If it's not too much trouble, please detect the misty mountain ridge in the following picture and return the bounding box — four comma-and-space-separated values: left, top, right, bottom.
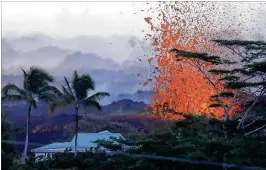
56, 52, 119, 72
2, 33, 155, 102
2, 33, 149, 59
2, 34, 154, 72
36, 45, 71, 55
117, 90, 153, 104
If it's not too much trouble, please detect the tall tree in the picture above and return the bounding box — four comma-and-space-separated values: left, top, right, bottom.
213, 40, 266, 133
1, 67, 60, 164
171, 40, 266, 134
49, 70, 110, 156
170, 40, 266, 169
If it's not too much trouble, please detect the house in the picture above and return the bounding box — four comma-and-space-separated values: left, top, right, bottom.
31, 130, 124, 161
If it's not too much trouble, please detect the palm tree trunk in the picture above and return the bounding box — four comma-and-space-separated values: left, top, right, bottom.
223, 110, 228, 170
74, 104, 79, 156
20, 104, 31, 164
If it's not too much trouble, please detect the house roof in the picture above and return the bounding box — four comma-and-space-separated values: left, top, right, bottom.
31, 130, 124, 153
37, 142, 70, 149
70, 131, 123, 148
31, 142, 71, 153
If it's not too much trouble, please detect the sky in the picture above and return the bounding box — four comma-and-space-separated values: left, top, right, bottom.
2, 2, 156, 38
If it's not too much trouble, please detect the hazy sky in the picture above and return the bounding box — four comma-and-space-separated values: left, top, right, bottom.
3, 2, 266, 39
2, 2, 157, 38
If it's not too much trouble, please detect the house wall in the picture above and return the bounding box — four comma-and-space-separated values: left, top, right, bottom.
35, 152, 53, 162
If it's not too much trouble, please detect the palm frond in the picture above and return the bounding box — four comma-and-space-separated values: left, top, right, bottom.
26, 66, 54, 93
64, 77, 75, 99
49, 101, 70, 114
37, 92, 58, 103
72, 72, 95, 100
62, 85, 75, 102
2, 84, 26, 97
82, 99, 102, 110
88, 92, 110, 101
73, 80, 88, 100
79, 74, 95, 91
2, 95, 25, 103
38, 85, 62, 97
72, 70, 79, 87
28, 66, 54, 82
22, 69, 29, 90
72, 70, 82, 98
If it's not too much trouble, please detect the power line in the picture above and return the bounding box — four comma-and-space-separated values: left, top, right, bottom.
1, 140, 44, 147
110, 152, 266, 170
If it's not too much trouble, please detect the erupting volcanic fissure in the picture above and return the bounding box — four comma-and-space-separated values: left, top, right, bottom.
142, 3, 238, 120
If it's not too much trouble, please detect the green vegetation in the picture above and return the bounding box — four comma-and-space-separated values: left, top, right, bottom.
3, 116, 266, 170
2, 113, 21, 170
64, 115, 137, 137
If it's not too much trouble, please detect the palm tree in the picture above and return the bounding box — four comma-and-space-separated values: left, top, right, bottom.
1, 67, 61, 164
49, 70, 110, 156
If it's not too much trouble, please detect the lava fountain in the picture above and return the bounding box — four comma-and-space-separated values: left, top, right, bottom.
142, 2, 238, 119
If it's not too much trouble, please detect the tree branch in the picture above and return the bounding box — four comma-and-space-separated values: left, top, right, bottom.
237, 96, 259, 129
243, 116, 264, 129
225, 89, 239, 116
245, 124, 266, 136
159, 104, 179, 139
192, 60, 227, 110
237, 87, 265, 129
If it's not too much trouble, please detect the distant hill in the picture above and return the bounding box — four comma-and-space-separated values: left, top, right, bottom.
5, 99, 156, 146
12, 112, 164, 149
102, 99, 147, 114
7, 33, 54, 52
2, 99, 148, 124
2, 91, 153, 144
2, 95, 152, 145
58, 52, 119, 70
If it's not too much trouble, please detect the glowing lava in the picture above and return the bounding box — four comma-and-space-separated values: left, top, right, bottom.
142, 4, 238, 120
